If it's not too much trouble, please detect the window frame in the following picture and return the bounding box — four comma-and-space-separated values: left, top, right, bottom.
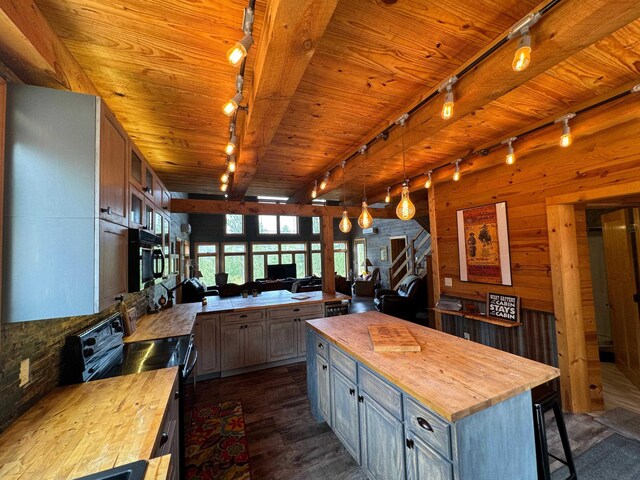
224, 213, 244, 236
221, 242, 249, 284
257, 214, 300, 235
194, 242, 219, 286
250, 242, 308, 280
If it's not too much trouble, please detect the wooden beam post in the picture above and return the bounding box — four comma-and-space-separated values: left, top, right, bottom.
427, 186, 442, 330
320, 216, 335, 294
547, 204, 591, 412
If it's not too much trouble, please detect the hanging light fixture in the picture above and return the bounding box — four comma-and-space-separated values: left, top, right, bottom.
320, 172, 330, 190
424, 170, 433, 189
221, 171, 229, 183
509, 13, 539, 72
222, 92, 243, 117
339, 162, 352, 233
311, 180, 318, 199
502, 137, 517, 165
225, 123, 237, 155
220, 183, 228, 192
357, 146, 373, 229
453, 159, 461, 181
384, 187, 391, 204
438, 77, 457, 120
555, 113, 576, 148
227, 34, 254, 66
395, 114, 416, 221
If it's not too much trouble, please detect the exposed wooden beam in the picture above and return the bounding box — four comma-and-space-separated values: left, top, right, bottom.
230, 0, 339, 199
291, 0, 640, 204
0, 0, 97, 94
170, 198, 398, 219
320, 216, 335, 294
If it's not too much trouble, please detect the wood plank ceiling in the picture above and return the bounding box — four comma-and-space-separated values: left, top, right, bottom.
31, 0, 640, 204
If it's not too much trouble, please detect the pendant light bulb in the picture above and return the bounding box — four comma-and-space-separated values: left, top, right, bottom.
396, 183, 416, 221
225, 134, 237, 155
358, 201, 373, 229
453, 160, 461, 181
320, 172, 330, 190
339, 209, 352, 233
425, 171, 433, 189
506, 141, 515, 165
226, 34, 254, 66
220, 183, 228, 192
222, 92, 243, 117
560, 120, 572, 147
311, 180, 318, 199
512, 32, 532, 72
221, 172, 229, 183
227, 156, 237, 173
384, 187, 391, 204
441, 86, 454, 120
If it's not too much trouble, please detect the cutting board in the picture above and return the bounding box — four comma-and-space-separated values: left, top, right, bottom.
368, 324, 421, 352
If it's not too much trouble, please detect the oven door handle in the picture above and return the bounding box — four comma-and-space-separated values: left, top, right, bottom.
183, 343, 198, 378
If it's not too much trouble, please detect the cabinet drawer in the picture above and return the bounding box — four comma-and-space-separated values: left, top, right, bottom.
315, 334, 329, 360
268, 303, 324, 319
404, 396, 452, 461
330, 344, 357, 383
359, 365, 402, 419
222, 310, 265, 324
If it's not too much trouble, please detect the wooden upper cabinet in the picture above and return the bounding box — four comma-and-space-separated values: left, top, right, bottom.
99, 106, 128, 226
144, 164, 155, 200
153, 176, 163, 207
130, 145, 144, 190
162, 189, 171, 214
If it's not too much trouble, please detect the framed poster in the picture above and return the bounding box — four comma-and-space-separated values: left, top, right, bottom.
457, 202, 512, 285
380, 246, 388, 262
486, 293, 520, 322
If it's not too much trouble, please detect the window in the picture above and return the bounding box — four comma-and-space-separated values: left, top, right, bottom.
334, 241, 349, 278
225, 214, 244, 235
258, 215, 299, 235
354, 238, 367, 276
251, 242, 307, 280
195, 243, 218, 286
222, 243, 247, 284
312, 217, 320, 235
311, 242, 322, 277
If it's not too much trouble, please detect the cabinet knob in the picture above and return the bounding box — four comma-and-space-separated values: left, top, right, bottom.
318, 343, 324, 349
416, 417, 434, 432
322, 364, 327, 371
406, 438, 414, 449
174, 391, 180, 400
114, 295, 124, 302
143, 186, 151, 193
159, 432, 169, 446
358, 395, 364, 403
293, 308, 300, 312
349, 388, 355, 396
240, 314, 248, 318
100, 206, 112, 215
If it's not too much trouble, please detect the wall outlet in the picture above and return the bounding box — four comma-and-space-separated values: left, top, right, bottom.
19, 358, 31, 387
463, 332, 471, 341
444, 277, 453, 287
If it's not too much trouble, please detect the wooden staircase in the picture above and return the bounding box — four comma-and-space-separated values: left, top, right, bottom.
389, 225, 431, 290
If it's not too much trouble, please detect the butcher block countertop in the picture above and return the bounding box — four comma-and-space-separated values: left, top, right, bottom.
145, 455, 171, 480
307, 311, 559, 422
126, 290, 349, 343
0, 368, 178, 480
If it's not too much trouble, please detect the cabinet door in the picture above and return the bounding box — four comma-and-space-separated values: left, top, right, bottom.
98, 220, 128, 310
129, 186, 145, 229
195, 314, 220, 376
153, 177, 163, 207
360, 392, 405, 480
406, 432, 453, 480
267, 317, 297, 362
162, 190, 171, 213
99, 107, 128, 226
221, 324, 243, 371
331, 368, 360, 463
297, 314, 320, 356
316, 354, 331, 426
244, 321, 266, 367
144, 165, 154, 200
130, 146, 144, 190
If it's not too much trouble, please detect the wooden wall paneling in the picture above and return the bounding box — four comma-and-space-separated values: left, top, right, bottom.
320, 216, 335, 294
547, 204, 590, 412
231, 0, 339, 199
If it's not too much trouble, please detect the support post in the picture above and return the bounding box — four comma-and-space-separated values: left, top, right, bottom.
321, 216, 335, 294
428, 186, 442, 330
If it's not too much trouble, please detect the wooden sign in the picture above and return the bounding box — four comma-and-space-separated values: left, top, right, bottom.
368, 324, 421, 352
486, 293, 519, 322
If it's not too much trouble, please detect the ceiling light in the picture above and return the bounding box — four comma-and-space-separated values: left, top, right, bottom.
555, 113, 576, 148
424, 171, 433, 189
225, 134, 237, 155
311, 180, 318, 199
257, 196, 289, 202
227, 155, 237, 172
512, 32, 532, 72
438, 77, 457, 120
339, 209, 352, 233
221, 172, 229, 183
320, 172, 330, 190
453, 159, 461, 181
358, 202, 373, 229
222, 92, 243, 116
502, 137, 517, 165
226, 34, 254, 66
395, 114, 415, 220
384, 187, 391, 204
220, 183, 228, 192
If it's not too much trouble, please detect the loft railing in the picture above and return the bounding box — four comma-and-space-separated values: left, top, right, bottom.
389, 228, 431, 290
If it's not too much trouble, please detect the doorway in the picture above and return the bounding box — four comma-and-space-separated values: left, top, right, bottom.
354, 238, 366, 278
389, 236, 407, 288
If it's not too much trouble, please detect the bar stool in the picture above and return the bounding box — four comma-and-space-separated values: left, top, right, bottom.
532, 384, 577, 480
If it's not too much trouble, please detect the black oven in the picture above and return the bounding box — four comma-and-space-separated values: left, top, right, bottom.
129, 229, 165, 292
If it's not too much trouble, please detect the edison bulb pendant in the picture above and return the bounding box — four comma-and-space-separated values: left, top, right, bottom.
339, 210, 352, 233
396, 185, 416, 220
358, 201, 373, 229
512, 34, 532, 72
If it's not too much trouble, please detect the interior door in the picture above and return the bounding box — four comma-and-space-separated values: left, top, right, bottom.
602, 209, 640, 389
390, 236, 408, 288
354, 238, 366, 276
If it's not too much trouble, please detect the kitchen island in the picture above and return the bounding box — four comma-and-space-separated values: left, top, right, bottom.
307, 311, 559, 480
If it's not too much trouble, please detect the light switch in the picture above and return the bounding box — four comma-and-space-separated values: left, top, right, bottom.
444, 277, 453, 287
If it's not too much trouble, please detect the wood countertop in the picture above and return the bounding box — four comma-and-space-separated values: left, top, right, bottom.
0, 368, 178, 480
307, 311, 559, 422
127, 290, 349, 343
144, 456, 171, 480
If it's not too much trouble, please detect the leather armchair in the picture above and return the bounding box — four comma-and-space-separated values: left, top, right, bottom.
374, 274, 426, 321
352, 268, 381, 297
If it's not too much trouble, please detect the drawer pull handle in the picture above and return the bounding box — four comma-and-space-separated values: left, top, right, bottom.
240, 314, 248, 318
349, 388, 355, 396
293, 308, 300, 312
318, 343, 324, 349
100, 206, 112, 215
417, 417, 434, 432
406, 438, 414, 449
159, 432, 169, 446
358, 395, 364, 403
322, 364, 327, 370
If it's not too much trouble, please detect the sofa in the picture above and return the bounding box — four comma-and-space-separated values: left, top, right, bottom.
352, 268, 381, 297
374, 274, 427, 321
181, 277, 219, 303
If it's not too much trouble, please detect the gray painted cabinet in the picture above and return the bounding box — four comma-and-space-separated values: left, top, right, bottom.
307, 328, 537, 480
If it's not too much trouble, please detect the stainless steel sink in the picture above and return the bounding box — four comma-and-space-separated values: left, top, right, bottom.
73, 460, 148, 480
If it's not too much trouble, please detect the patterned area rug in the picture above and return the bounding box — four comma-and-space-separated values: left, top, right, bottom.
185, 400, 251, 480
